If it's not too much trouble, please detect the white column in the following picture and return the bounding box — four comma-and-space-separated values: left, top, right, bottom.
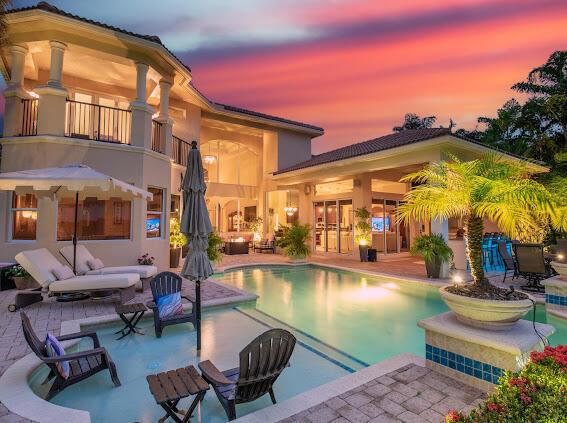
3, 45, 30, 137
431, 218, 450, 277
130, 62, 154, 149
47, 41, 67, 87
155, 78, 173, 157
158, 79, 171, 119
9, 45, 27, 88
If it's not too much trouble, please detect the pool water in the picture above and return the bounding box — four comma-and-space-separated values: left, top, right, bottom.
215, 265, 567, 365
30, 264, 567, 422
30, 308, 348, 423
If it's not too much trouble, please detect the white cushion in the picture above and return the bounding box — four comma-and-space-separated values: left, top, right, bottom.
59, 245, 94, 275
52, 265, 75, 281
87, 258, 104, 270
15, 248, 62, 288
48, 273, 139, 293
85, 265, 158, 278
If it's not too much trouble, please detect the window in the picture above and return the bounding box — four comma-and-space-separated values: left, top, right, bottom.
147, 187, 164, 238
10, 193, 37, 240
57, 197, 131, 241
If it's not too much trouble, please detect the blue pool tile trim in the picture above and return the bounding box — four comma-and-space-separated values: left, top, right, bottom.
545, 294, 567, 306
426, 344, 503, 384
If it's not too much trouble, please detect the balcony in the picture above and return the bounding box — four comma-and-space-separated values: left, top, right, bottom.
20, 98, 38, 136
172, 135, 191, 166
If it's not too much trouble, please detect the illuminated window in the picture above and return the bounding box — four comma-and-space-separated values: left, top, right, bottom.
146, 187, 164, 238
315, 180, 353, 196
57, 197, 131, 241
10, 193, 37, 240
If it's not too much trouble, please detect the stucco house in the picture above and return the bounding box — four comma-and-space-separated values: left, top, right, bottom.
0, 2, 547, 269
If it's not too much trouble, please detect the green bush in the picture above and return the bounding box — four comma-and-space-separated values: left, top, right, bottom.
6, 265, 30, 279
277, 223, 311, 259
207, 231, 223, 264
446, 345, 567, 423
410, 233, 452, 264
169, 218, 187, 249
354, 207, 371, 245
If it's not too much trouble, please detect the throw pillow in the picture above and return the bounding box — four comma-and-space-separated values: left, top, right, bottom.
156, 292, 184, 319
87, 258, 105, 270
45, 333, 69, 379
52, 264, 75, 281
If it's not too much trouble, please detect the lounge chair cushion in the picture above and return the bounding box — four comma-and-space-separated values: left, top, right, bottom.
85, 265, 158, 278
48, 273, 139, 293
52, 264, 75, 281
87, 258, 105, 270
156, 292, 183, 319
45, 333, 69, 379
16, 248, 62, 288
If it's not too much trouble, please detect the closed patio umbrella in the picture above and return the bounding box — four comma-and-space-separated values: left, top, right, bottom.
0, 164, 152, 273
180, 141, 213, 351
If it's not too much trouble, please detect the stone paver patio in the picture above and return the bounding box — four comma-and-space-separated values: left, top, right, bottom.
279, 363, 485, 423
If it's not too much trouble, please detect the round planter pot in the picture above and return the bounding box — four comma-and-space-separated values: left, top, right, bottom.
425, 257, 441, 278
439, 285, 533, 330
551, 261, 567, 279
170, 247, 182, 268
359, 245, 369, 262
13, 276, 32, 290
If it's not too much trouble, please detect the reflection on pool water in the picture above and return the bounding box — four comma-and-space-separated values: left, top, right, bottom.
29, 264, 567, 422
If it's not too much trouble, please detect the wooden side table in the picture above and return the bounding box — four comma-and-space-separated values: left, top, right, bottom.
114, 302, 147, 339
147, 365, 209, 423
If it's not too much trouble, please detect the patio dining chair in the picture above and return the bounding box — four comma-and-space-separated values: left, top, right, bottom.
497, 241, 517, 283
199, 328, 296, 421
513, 243, 547, 292
21, 311, 120, 400
146, 272, 197, 338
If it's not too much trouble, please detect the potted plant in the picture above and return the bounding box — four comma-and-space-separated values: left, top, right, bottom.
277, 223, 311, 263
410, 234, 453, 278
398, 153, 567, 330
354, 207, 372, 262
169, 218, 187, 268
6, 265, 33, 290
138, 253, 155, 265
207, 231, 224, 264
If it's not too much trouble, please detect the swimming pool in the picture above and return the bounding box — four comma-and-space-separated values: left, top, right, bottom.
28, 264, 567, 422
215, 265, 567, 366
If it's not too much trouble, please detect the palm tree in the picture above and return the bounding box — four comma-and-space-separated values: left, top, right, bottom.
397, 153, 566, 289
393, 113, 437, 132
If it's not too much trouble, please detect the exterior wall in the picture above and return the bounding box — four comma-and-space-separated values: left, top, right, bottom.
276, 129, 311, 171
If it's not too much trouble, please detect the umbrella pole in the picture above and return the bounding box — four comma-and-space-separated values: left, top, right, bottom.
196, 279, 201, 350
73, 191, 79, 274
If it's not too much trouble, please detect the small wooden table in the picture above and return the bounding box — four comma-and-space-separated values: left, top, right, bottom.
114, 302, 147, 340
147, 365, 209, 423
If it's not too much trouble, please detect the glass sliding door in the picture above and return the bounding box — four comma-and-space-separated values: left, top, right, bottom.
371, 199, 386, 253
339, 200, 353, 253
371, 198, 410, 254
385, 200, 398, 253
325, 201, 337, 252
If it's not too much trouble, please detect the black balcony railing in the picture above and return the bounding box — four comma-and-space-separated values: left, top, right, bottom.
20, 98, 38, 136
65, 99, 131, 144
151, 120, 164, 153
172, 135, 191, 166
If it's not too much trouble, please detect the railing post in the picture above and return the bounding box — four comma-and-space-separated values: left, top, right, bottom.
154, 117, 172, 157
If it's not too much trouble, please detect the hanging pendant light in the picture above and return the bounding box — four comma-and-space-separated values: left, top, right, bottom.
284, 190, 297, 216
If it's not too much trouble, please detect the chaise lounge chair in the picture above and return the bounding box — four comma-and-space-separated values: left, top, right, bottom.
16, 248, 139, 304
21, 311, 120, 400
199, 328, 296, 421
146, 272, 197, 338
60, 245, 157, 291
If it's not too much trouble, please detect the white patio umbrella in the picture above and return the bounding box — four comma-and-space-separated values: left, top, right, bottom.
0, 164, 152, 273
180, 141, 213, 351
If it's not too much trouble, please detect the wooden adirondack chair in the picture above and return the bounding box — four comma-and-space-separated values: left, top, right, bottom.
21, 311, 120, 400
146, 272, 196, 338
199, 328, 296, 421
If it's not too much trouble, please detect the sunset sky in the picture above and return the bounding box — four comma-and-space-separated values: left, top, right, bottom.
11, 0, 567, 153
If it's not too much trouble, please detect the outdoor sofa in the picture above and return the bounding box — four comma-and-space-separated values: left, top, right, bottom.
16, 248, 139, 304
60, 245, 157, 291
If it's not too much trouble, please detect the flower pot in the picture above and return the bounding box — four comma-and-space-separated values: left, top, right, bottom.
359, 245, 369, 262
425, 257, 441, 278
170, 247, 182, 268
440, 286, 533, 330
13, 276, 32, 290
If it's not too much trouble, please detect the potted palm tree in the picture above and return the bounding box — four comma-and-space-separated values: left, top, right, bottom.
277, 223, 311, 263
169, 218, 187, 268
207, 230, 224, 264
355, 207, 372, 262
398, 153, 566, 330
410, 234, 453, 278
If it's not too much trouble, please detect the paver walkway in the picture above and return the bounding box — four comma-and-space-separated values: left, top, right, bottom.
279, 363, 485, 423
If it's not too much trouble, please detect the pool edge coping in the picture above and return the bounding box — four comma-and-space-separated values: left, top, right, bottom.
233, 353, 425, 423
0, 282, 258, 423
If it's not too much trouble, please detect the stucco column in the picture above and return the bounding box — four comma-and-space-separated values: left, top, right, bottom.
353, 174, 372, 254
130, 62, 154, 149
35, 41, 68, 136
3, 44, 30, 137
155, 78, 173, 157
431, 218, 450, 277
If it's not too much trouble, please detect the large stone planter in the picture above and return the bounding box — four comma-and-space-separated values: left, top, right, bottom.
440, 286, 533, 330
551, 261, 567, 279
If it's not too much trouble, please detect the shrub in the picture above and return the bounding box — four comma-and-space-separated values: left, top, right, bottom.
138, 253, 155, 265
6, 265, 30, 279
354, 207, 371, 245
446, 345, 567, 422
277, 223, 311, 259
169, 218, 187, 249
207, 231, 223, 264
410, 233, 453, 264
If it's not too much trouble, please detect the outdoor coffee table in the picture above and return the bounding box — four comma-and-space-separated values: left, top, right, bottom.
114, 302, 147, 339
147, 365, 209, 423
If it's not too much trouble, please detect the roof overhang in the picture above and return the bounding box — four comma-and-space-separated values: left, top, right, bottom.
272, 135, 549, 185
